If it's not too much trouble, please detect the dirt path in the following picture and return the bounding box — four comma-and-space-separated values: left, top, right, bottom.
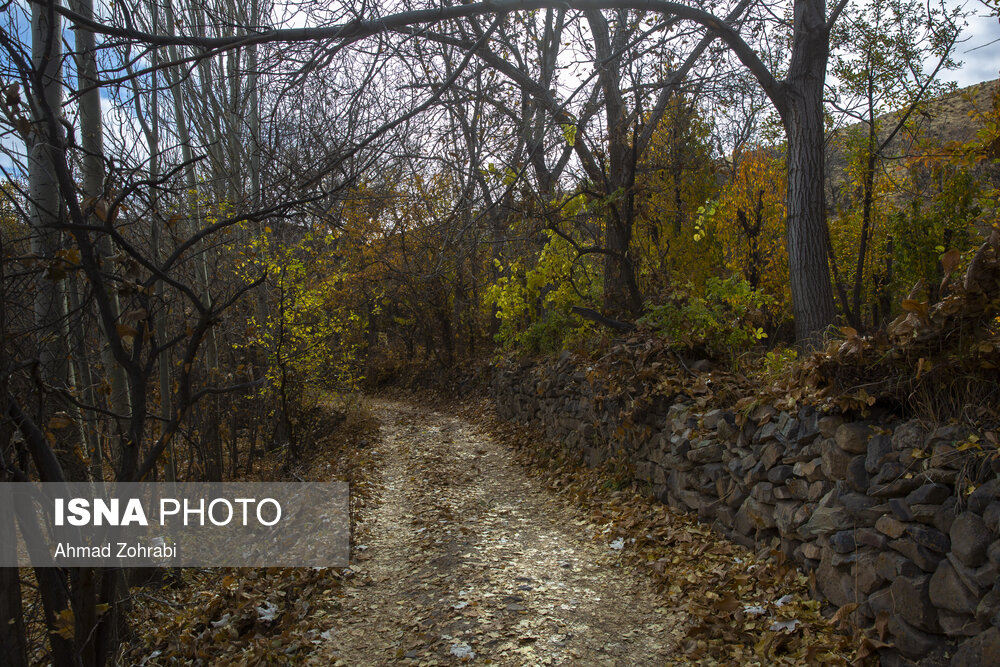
313, 400, 688, 666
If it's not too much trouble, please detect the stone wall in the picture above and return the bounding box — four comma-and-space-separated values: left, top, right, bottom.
493, 353, 1000, 665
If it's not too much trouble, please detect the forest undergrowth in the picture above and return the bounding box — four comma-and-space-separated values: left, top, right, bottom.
120, 398, 380, 666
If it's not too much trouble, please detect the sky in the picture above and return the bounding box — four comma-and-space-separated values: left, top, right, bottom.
1, 1, 998, 178
946, 7, 1000, 86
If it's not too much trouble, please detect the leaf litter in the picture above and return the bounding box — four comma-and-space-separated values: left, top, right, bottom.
123, 396, 858, 665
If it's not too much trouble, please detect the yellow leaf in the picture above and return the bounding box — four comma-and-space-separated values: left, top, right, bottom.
52, 608, 74, 640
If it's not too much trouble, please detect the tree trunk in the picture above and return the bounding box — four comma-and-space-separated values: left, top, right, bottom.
780, 0, 837, 346
0, 566, 26, 667
70, 0, 132, 439
586, 9, 643, 317
28, 0, 69, 387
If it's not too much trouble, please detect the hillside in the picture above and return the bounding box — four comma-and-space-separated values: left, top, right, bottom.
825, 77, 999, 209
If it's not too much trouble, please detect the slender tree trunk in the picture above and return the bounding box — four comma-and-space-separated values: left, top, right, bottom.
144, 0, 175, 481
28, 1, 69, 388
851, 97, 878, 329
164, 3, 224, 479
0, 446, 26, 666
0, 566, 26, 667
70, 0, 132, 442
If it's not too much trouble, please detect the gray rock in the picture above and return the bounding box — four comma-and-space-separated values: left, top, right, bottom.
927, 424, 964, 448
807, 480, 831, 501
951, 512, 990, 567
951, 627, 1000, 667
869, 586, 894, 616
876, 515, 907, 539
925, 468, 958, 486
975, 584, 1000, 627
906, 483, 952, 506
893, 420, 927, 451
757, 421, 779, 444
816, 557, 854, 607
835, 423, 872, 454
933, 499, 958, 535
687, 440, 723, 464
968, 479, 1000, 514
634, 461, 655, 482
797, 408, 820, 444
817, 415, 843, 439
670, 437, 692, 457
855, 527, 888, 549
702, 409, 724, 430
715, 506, 737, 531
888, 614, 940, 659
793, 457, 824, 482
872, 461, 907, 485
890, 574, 940, 632
831, 551, 860, 567
743, 460, 767, 485
930, 560, 980, 615
871, 476, 924, 499
846, 455, 869, 492
781, 416, 800, 441
906, 524, 951, 553
774, 500, 806, 534
852, 552, 884, 596
989, 540, 1000, 567
982, 501, 1000, 535
821, 438, 853, 479
890, 498, 914, 522
930, 442, 962, 470
751, 481, 775, 504
829, 530, 857, 553
889, 538, 945, 572
739, 496, 776, 530
717, 418, 737, 441
799, 505, 852, 539
750, 404, 776, 424
866, 434, 893, 474
938, 610, 985, 638
801, 541, 823, 560
767, 464, 794, 484
784, 443, 818, 465
876, 551, 921, 580
910, 504, 942, 524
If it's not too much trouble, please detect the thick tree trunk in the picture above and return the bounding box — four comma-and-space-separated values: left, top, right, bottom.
587, 9, 643, 317
780, 0, 837, 346
603, 216, 643, 316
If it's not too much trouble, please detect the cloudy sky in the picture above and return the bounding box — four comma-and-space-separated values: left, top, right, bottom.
1, 1, 998, 177
944, 3, 1000, 86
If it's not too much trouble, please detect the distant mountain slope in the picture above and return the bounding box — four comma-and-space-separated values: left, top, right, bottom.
825, 77, 999, 210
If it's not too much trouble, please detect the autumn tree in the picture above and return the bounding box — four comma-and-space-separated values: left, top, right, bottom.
827, 0, 963, 329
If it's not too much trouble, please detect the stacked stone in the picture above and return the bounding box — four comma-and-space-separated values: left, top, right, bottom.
493, 357, 1000, 664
